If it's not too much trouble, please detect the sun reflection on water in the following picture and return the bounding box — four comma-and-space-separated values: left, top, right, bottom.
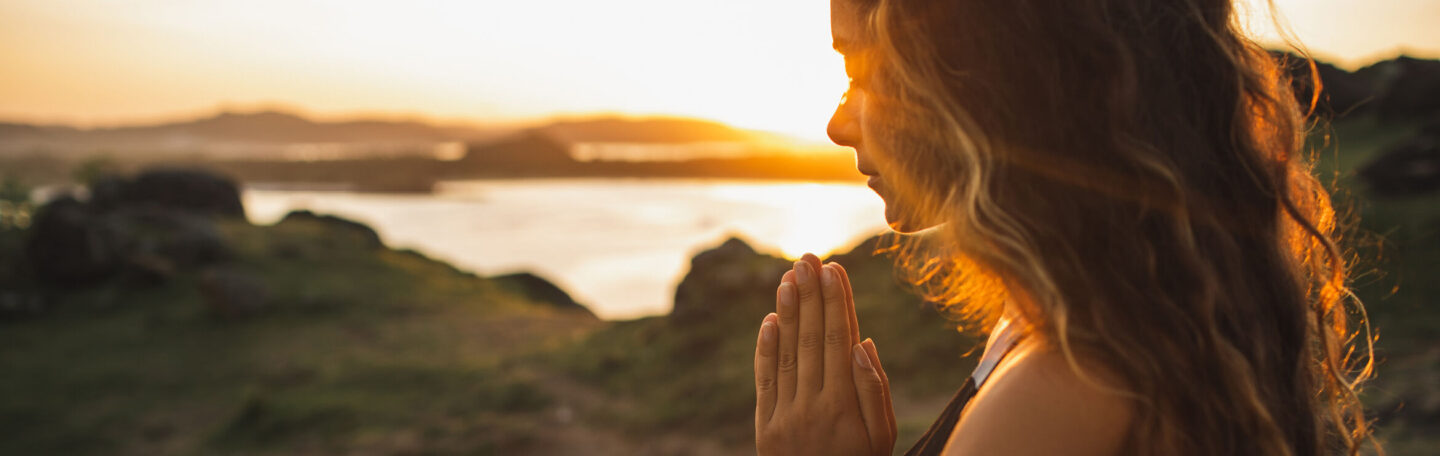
707, 182, 886, 260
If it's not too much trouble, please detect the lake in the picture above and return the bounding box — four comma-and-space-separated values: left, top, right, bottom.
243, 178, 890, 319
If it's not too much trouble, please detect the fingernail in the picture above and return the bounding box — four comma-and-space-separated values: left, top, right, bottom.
821, 265, 836, 288
795, 261, 811, 283
853, 344, 871, 369
761, 321, 776, 342
779, 282, 796, 309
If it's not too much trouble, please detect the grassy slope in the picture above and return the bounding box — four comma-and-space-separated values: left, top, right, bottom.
0, 218, 602, 455
547, 241, 980, 452
0, 113, 1435, 455
1311, 116, 1440, 454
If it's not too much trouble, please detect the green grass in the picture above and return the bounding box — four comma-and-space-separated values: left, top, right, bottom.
0, 217, 600, 455
0, 112, 1436, 454
1305, 115, 1440, 453
546, 243, 979, 450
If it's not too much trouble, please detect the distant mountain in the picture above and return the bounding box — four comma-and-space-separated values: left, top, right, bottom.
100, 111, 464, 143
0, 110, 509, 161
541, 116, 757, 144
457, 131, 575, 169
1278, 52, 1440, 120
0, 110, 794, 161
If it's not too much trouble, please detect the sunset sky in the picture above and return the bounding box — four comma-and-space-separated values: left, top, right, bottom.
2, 0, 1437, 141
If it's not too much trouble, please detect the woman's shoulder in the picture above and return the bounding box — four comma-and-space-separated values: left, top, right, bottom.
943, 337, 1135, 455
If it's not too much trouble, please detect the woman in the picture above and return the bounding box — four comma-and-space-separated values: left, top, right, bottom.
752, 0, 1376, 455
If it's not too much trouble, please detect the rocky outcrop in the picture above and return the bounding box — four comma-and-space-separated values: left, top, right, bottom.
90, 168, 245, 218
670, 237, 792, 325
24, 196, 123, 287
276, 210, 385, 250
24, 169, 238, 290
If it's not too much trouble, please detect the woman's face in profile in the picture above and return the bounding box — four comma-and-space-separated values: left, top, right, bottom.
827, 0, 935, 233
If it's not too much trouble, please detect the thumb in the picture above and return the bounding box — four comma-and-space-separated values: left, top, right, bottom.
852, 344, 893, 455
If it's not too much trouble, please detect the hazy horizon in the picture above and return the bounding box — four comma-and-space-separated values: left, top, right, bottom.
3, 0, 1438, 141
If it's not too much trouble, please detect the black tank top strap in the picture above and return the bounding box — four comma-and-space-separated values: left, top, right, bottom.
902, 376, 978, 456
903, 329, 1025, 456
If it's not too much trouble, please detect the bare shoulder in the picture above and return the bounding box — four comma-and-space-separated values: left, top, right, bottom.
942, 338, 1135, 456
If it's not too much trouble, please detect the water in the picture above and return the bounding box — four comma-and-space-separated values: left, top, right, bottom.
243, 178, 889, 319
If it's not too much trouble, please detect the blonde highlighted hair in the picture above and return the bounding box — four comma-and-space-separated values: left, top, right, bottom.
848, 0, 1377, 453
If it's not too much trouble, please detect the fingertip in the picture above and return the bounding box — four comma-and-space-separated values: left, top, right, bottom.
760, 320, 777, 343
801, 253, 822, 272
781, 269, 795, 283
820, 263, 838, 288
852, 344, 871, 369
777, 282, 796, 312
764, 312, 778, 324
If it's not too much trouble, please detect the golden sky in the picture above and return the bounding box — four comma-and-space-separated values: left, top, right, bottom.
1, 0, 1436, 141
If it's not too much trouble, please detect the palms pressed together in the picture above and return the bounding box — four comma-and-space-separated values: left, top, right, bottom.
754, 254, 897, 455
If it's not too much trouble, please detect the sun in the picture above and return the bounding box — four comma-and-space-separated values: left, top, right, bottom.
709, 182, 888, 260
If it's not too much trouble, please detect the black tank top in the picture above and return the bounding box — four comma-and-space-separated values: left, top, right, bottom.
904, 318, 1023, 456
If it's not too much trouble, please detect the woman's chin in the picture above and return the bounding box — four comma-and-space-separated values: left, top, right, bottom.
884, 204, 939, 234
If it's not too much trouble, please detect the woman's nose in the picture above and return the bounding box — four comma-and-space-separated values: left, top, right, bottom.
827, 95, 861, 148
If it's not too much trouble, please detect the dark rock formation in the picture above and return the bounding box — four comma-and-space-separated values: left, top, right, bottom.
24, 168, 243, 289
277, 210, 384, 250
90, 168, 246, 218
1360, 134, 1440, 198
492, 272, 593, 316
24, 196, 122, 287
670, 237, 791, 324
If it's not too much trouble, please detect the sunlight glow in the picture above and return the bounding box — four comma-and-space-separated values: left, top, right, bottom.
0, 0, 849, 141
0, 0, 1433, 139
708, 183, 887, 259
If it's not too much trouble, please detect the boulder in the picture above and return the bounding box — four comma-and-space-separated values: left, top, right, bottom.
24, 168, 242, 290
24, 196, 122, 288
670, 237, 791, 324
91, 168, 245, 218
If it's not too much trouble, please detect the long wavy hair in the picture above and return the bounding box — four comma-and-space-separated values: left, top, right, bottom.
847, 0, 1377, 454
